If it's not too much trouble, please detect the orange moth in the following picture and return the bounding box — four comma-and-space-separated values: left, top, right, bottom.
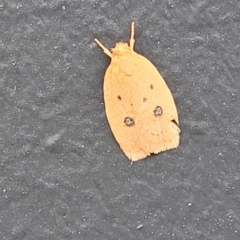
94, 22, 180, 161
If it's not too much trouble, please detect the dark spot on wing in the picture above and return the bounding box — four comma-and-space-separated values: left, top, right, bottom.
171, 119, 179, 126
154, 106, 163, 116
124, 117, 134, 126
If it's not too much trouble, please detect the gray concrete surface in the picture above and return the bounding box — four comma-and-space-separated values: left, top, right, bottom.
0, 0, 240, 239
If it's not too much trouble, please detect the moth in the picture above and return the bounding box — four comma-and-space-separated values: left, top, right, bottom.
95, 22, 180, 161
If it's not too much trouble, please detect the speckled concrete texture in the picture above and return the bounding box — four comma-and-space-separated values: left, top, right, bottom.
0, 0, 240, 239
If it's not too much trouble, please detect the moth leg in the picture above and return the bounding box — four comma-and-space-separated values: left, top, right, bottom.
129, 22, 135, 50
94, 38, 112, 58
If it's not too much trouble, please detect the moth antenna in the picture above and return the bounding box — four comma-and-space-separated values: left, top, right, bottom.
94, 38, 112, 58
130, 22, 135, 50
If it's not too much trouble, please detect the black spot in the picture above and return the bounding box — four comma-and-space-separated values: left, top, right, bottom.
154, 106, 163, 116
150, 84, 153, 89
171, 119, 179, 126
124, 117, 134, 126
117, 95, 122, 100
143, 97, 147, 102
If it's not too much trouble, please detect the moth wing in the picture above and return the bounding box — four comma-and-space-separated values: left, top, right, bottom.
132, 53, 180, 155
104, 52, 180, 161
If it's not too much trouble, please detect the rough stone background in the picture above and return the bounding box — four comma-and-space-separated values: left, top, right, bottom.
1, 0, 240, 239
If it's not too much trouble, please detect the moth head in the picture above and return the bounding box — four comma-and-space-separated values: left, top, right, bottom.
112, 43, 131, 56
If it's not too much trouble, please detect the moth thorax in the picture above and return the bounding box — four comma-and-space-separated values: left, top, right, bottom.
112, 43, 131, 56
